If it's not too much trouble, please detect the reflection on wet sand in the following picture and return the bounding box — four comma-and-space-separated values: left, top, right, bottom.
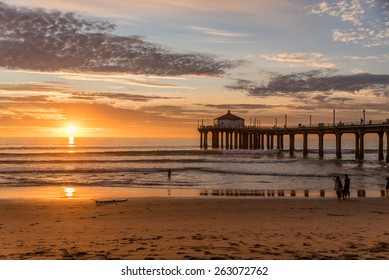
199, 188, 386, 198
64, 187, 75, 198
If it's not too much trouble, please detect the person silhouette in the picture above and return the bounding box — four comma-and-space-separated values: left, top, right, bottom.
333, 176, 343, 199
385, 177, 389, 198
343, 174, 350, 199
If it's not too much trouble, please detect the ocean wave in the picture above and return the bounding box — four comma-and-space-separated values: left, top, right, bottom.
0, 165, 330, 178
219, 149, 280, 155
199, 167, 330, 178
0, 149, 217, 157
0, 147, 384, 158
0, 158, 206, 164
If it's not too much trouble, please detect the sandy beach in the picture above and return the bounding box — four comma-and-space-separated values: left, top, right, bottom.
1, 195, 389, 260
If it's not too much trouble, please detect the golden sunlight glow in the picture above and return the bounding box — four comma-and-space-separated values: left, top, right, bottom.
66, 125, 77, 145
64, 187, 75, 198
66, 125, 77, 135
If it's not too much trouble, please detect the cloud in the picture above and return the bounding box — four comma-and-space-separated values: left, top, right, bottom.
261, 52, 336, 69
187, 26, 249, 38
203, 104, 277, 110
0, 83, 69, 93
185, 25, 253, 44
0, 95, 51, 102
226, 70, 389, 97
309, 0, 389, 47
309, 0, 365, 26
332, 27, 389, 47
0, 1, 241, 76
0, 83, 178, 102
58, 73, 194, 89
69, 92, 177, 102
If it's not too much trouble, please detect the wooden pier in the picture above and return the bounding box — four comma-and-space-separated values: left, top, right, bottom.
198, 116, 389, 162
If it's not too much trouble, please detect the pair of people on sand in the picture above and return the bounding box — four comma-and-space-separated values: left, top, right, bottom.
333, 174, 350, 199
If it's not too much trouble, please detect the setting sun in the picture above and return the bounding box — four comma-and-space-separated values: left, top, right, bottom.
66, 125, 77, 135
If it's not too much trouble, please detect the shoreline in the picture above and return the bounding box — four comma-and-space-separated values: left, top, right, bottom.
1, 195, 389, 260
0, 185, 387, 201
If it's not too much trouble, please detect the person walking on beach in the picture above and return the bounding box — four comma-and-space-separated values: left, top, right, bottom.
333, 176, 343, 199
385, 176, 389, 198
343, 174, 350, 199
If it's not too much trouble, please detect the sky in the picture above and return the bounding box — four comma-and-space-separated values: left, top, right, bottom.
0, 0, 388, 138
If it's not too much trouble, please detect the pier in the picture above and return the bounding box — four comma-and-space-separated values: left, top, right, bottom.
198, 111, 389, 162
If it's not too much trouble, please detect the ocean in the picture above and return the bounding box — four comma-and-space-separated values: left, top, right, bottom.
0, 137, 388, 196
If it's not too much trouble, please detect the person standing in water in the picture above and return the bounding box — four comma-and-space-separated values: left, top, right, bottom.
343, 174, 350, 199
385, 176, 389, 198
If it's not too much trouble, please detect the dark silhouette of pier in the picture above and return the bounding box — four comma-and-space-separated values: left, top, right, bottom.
198, 113, 389, 162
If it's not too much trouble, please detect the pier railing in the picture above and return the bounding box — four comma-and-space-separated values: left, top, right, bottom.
199, 119, 389, 130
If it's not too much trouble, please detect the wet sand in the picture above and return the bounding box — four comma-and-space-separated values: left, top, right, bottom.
1, 196, 389, 260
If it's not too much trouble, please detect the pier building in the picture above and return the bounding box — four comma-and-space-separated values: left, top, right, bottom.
214, 110, 244, 128
198, 111, 389, 162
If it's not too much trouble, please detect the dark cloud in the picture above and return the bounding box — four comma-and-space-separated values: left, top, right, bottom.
0, 95, 50, 102
227, 70, 389, 97
0, 83, 69, 93
0, 2, 241, 76
202, 103, 277, 110
140, 105, 187, 116
69, 92, 176, 102
0, 83, 178, 102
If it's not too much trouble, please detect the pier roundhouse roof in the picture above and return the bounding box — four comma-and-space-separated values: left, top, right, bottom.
214, 110, 244, 121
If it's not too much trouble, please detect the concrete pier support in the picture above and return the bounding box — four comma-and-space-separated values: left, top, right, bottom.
280, 134, 284, 150
303, 133, 308, 157
318, 133, 324, 158
249, 133, 254, 149
234, 132, 238, 149
378, 132, 384, 161
277, 134, 284, 150
243, 133, 248, 149
211, 131, 218, 149
355, 132, 360, 159
359, 131, 365, 160
336, 131, 342, 159
385, 129, 389, 163
257, 133, 261, 149
289, 133, 295, 156
253, 133, 258, 149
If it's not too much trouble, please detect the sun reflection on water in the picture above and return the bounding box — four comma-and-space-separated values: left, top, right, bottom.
68, 136, 75, 145
64, 187, 75, 198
